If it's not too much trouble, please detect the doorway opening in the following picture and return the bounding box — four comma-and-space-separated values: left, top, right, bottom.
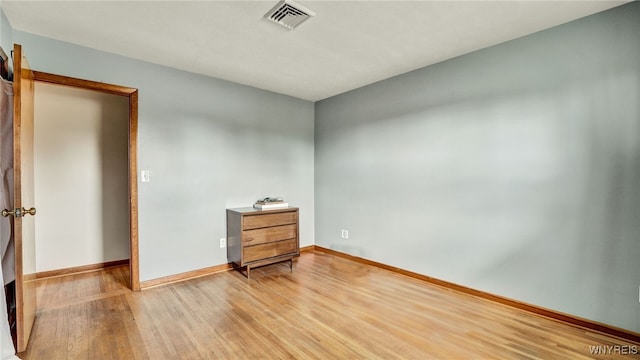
33, 72, 139, 290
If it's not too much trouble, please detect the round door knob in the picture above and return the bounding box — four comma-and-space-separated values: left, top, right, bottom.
22, 207, 36, 216
1, 207, 36, 217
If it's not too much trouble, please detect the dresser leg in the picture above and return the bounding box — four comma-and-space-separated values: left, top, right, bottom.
289, 259, 293, 272
247, 266, 251, 279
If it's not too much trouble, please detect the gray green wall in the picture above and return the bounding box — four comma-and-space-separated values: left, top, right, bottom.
12, 31, 315, 282
315, 2, 640, 332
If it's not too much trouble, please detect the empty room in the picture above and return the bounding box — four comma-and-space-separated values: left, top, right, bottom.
0, 1, 639, 359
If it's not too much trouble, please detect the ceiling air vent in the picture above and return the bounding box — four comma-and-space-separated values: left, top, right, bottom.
264, 0, 315, 30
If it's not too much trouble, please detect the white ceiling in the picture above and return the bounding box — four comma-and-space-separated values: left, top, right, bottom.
2, 1, 627, 102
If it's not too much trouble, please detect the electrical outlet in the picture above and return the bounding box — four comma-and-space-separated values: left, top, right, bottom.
220, 238, 226, 248
341, 229, 349, 239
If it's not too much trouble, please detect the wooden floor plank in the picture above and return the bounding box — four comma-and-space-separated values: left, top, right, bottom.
19, 251, 639, 359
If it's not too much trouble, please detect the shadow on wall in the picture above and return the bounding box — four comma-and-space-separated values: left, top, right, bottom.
314, 2, 640, 332
99, 93, 130, 265
465, 72, 640, 324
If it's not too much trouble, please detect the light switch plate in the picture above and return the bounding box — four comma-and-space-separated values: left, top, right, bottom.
141, 170, 150, 182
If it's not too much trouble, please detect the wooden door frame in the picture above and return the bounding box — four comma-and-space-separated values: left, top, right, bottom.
31, 71, 140, 291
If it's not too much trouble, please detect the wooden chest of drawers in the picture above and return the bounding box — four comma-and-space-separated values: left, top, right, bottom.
226, 207, 299, 278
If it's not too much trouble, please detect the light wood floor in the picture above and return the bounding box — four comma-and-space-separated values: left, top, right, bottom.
20, 251, 638, 359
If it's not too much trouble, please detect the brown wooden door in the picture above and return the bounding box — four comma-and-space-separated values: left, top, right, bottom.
12, 43, 37, 353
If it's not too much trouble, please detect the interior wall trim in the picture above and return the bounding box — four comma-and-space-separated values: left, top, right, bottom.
35, 259, 129, 280
140, 246, 314, 289
313, 245, 640, 345
139, 263, 233, 290
32, 71, 137, 96
299, 245, 315, 252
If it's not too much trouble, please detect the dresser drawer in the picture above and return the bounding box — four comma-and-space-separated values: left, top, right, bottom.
243, 224, 297, 246
243, 239, 298, 263
243, 211, 297, 230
